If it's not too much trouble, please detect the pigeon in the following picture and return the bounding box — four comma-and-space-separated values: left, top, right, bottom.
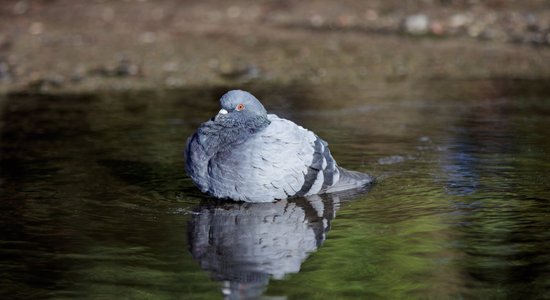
185, 90, 373, 202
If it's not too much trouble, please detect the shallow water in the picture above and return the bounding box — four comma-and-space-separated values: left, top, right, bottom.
1, 82, 549, 299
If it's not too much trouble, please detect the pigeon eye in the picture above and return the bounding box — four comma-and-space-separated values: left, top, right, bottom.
236, 103, 245, 111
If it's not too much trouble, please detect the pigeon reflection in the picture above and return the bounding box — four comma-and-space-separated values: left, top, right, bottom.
188, 190, 367, 299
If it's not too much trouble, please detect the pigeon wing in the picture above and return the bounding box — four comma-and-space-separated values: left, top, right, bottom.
207, 115, 342, 202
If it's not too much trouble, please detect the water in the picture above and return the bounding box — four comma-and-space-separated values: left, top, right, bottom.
1, 82, 549, 299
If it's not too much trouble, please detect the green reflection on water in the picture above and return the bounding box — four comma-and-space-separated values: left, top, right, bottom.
1, 81, 549, 299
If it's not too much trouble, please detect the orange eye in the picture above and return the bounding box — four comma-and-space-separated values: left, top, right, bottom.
236, 103, 245, 111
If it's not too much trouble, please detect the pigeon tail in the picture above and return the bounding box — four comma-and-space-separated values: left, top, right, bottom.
325, 167, 373, 194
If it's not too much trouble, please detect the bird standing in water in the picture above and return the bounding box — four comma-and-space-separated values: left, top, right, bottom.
185, 90, 373, 202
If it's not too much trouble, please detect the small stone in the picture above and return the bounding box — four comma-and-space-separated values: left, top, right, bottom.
28, 74, 64, 90
114, 55, 141, 77
29, 22, 43, 35
365, 9, 378, 21
140, 31, 156, 44
162, 61, 179, 72
467, 22, 484, 37
449, 13, 471, 28
13, 1, 29, 15
431, 21, 445, 35
310, 14, 324, 27
71, 66, 87, 83
226, 6, 241, 19
165, 76, 184, 87
404, 14, 429, 35
338, 15, 354, 27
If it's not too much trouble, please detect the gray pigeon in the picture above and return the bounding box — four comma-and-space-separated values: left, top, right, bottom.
185, 90, 373, 202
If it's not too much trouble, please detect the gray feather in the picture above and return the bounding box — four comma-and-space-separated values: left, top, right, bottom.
184, 90, 373, 202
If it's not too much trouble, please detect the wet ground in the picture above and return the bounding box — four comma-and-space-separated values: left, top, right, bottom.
1, 0, 550, 93
1, 80, 549, 299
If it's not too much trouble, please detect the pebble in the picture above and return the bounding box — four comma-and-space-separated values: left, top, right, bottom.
431, 21, 445, 35
13, 1, 29, 15
310, 14, 325, 27
29, 22, 44, 35
139, 32, 156, 44
27, 74, 64, 90
365, 9, 378, 21
115, 58, 141, 77
449, 13, 472, 28
89, 55, 142, 77
404, 14, 429, 35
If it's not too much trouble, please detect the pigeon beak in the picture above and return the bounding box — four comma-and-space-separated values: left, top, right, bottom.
214, 108, 228, 121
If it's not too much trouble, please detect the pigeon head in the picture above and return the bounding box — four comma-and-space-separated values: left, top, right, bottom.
215, 90, 268, 122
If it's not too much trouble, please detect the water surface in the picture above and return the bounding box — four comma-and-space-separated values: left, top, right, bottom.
1, 82, 549, 299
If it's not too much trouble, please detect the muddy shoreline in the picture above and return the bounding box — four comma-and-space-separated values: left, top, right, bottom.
1, 0, 549, 94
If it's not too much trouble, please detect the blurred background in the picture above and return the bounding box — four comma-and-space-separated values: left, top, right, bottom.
0, 0, 549, 93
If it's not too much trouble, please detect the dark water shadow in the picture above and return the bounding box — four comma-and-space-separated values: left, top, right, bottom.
2, 77, 549, 298
187, 187, 371, 299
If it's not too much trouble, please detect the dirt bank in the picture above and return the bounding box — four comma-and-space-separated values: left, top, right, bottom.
1, 0, 549, 94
